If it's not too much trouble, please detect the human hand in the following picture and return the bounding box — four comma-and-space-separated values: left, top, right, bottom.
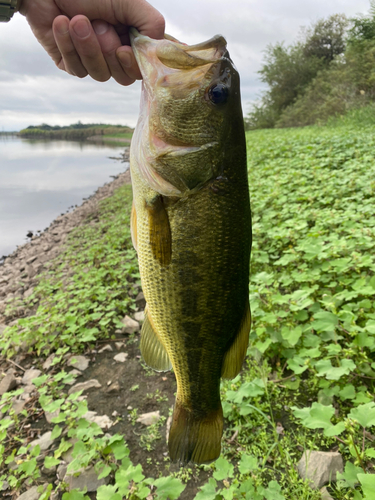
19, 0, 165, 85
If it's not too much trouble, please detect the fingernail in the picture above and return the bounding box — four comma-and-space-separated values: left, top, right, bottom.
93, 20, 109, 36
73, 18, 90, 39
56, 21, 69, 36
117, 51, 132, 68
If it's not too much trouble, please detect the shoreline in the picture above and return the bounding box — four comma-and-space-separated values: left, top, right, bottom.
0, 164, 131, 325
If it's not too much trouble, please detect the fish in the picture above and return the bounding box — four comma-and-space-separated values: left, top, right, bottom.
129, 28, 252, 465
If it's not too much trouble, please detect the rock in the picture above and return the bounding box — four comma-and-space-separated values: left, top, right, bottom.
29, 431, 54, 452
0, 374, 17, 395
98, 344, 113, 353
135, 291, 146, 309
23, 288, 34, 299
20, 385, 36, 400
12, 399, 26, 414
26, 255, 37, 265
1, 480, 9, 491
45, 409, 60, 423
42, 354, 55, 371
17, 485, 41, 500
297, 450, 343, 489
320, 487, 334, 500
137, 411, 161, 426
84, 411, 113, 429
133, 311, 145, 323
114, 353, 128, 363
68, 379, 101, 395
65, 465, 109, 492
26, 265, 36, 279
65, 369, 81, 385
22, 369, 41, 386
166, 415, 172, 441
68, 355, 89, 371
57, 463, 68, 481
0, 323, 7, 335
107, 382, 120, 393
115, 342, 124, 350
121, 315, 140, 334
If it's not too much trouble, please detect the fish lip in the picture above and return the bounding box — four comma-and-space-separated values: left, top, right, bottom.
130, 28, 227, 77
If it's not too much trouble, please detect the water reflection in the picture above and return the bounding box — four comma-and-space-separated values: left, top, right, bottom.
0, 135, 129, 257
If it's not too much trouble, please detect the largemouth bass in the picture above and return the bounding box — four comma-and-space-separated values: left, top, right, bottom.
129, 28, 251, 465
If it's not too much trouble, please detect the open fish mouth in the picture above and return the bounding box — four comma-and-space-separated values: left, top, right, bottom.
129, 28, 228, 88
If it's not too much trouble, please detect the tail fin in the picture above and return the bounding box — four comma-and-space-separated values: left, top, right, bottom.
168, 401, 223, 465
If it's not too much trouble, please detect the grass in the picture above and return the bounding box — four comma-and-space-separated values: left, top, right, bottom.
1, 114, 375, 498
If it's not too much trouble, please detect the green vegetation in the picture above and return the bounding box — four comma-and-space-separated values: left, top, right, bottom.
1, 114, 375, 498
247, 1, 375, 128
19, 122, 133, 141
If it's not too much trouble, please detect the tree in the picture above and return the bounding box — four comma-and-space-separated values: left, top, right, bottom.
302, 14, 348, 63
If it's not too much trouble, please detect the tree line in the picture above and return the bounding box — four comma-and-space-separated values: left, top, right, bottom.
247, 2, 375, 129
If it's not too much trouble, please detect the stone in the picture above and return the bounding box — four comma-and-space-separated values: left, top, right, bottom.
17, 485, 42, 500
26, 255, 37, 265
45, 409, 60, 423
42, 354, 55, 371
84, 411, 113, 429
133, 311, 145, 323
121, 315, 140, 334
22, 369, 41, 386
114, 352, 128, 363
65, 465, 109, 492
65, 369, 81, 385
107, 382, 120, 393
20, 385, 36, 400
57, 463, 68, 481
68, 355, 89, 371
320, 487, 334, 500
68, 379, 101, 395
23, 288, 34, 299
0, 373, 17, 395
297, 450, 344, 489
29, 431, 54, 452
98, 344, 113, 353
26, 265, 36, 279
0, 323, 7, 335
137, 411, 161, 426
135, 291, 146, 309
12, 399, 26, 414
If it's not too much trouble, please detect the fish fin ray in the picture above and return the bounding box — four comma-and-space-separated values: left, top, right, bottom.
168, 401, 223, 465
140, 308, 172, 372
146, 196, 172, 266
131, 201, 138, 251
221, 299, 251, 379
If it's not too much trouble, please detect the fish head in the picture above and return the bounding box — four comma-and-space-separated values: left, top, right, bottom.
130, 29, 244, 196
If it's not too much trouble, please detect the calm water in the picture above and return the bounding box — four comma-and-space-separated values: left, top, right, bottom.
0, 135, 129, 258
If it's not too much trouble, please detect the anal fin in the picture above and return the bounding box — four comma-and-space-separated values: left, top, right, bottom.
146, 196, 172, 267
221, 300, 251, 379
140, 308, 172, 372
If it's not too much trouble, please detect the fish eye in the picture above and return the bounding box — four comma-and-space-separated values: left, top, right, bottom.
208, 83, 229, 105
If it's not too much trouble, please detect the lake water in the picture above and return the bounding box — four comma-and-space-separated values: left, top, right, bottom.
0, 135, 129, 258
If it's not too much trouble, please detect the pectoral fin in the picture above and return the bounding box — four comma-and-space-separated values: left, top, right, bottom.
221, 300, 251, 380
146, 196, 172, 266
131, 201, 138, 251
140, 307, 172, 372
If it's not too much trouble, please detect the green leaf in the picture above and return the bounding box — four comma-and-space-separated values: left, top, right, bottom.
153, 476, 186, 500
311, 311, 338, 332
337, 461, 362, 489
194, 478, 218, 500
213, 457, 234, 480
358, 473, 375, 499
238, 453, 258, 474
315, 359, 356, 380
51, 425, 62, 440
264, 481, 285, 500
348, 403, 375, 428
281, 326, 302, 346
97, 485, 120, 500
292, 403, 335, 430
44, 456, 60, 468
62, 490, 90, 500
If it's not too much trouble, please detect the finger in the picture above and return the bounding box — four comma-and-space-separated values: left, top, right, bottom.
53, 16, 88, 77
92, 20, 136, 86
116, 45, 142, 81
56, 0, 165, 38
69, 15, 111, 82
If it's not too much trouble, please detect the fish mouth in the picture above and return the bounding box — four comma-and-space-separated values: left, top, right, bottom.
129, 28, 228, 87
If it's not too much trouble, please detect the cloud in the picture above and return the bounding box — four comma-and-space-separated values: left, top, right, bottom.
0, 0, 372, 130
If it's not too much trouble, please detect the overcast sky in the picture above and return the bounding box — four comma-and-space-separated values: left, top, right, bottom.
0, 0, 371, 131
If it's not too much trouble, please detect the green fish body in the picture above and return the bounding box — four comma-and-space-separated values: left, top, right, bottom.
130, 29, 251, 465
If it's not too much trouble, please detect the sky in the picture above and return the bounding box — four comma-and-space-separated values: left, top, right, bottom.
0, 0, 372, 131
